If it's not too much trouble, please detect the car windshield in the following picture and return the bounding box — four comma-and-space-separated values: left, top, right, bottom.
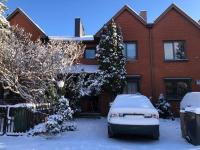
112, 94, 154, 109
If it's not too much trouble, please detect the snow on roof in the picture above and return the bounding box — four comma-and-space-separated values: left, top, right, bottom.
48, 35, 94, 41
180, 92, 200, 110
113, 94, 154, 108
7, 8, 46, 35
64, 64, 99, 73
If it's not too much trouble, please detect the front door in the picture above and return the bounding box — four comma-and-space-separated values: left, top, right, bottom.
80, 96, 99, 113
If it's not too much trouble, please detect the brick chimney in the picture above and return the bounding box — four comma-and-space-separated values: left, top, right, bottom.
75, 18, 85, 37
139, 11, 147, 22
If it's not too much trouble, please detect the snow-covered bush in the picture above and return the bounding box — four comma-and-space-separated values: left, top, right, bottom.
156, 93, 174, 120
30, 96, 76, 136
96, 19, 126, 96
65, 73, 103, 112
0, 1, 9, 29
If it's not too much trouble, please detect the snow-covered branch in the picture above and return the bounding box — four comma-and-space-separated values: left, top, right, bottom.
0, 26, 84, 103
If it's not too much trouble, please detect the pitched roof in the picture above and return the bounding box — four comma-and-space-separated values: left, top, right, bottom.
154, 4, 200, 29
95, 5, 147, 36
7, 8, 46, 35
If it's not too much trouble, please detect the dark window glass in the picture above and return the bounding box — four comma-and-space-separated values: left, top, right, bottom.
123, 78, 139, 94
123, 43, 137, 60
165, 79, 191, 100
164, 41, 186, 60
84, 49, 96, 59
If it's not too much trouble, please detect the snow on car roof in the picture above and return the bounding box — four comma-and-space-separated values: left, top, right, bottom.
181, 92, 200, 109
112, 94, 154, 108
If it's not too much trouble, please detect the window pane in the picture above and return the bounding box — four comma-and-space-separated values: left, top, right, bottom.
123, 80, 138, 94
122, 44, 126, 56
174, 42, 185, 59
126, 43, 136, 59
85, 49, 95, 59
165, 81, 177, 99
165, 79, 191, 100
164, 43, 174, 60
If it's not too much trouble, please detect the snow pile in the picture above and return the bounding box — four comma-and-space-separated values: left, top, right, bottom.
30, 96, 76, 136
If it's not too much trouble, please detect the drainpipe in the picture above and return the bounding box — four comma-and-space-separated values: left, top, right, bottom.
147, 24, 154, 102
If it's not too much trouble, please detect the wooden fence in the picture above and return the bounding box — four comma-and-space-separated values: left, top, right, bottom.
0, 103, 50, 136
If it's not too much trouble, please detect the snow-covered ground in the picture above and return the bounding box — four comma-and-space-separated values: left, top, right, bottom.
0, 118, 199, 150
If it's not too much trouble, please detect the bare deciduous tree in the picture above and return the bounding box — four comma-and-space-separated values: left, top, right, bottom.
0, 26, 84, 103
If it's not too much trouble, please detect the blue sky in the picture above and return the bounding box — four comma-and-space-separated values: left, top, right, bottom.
5, 0, 200, 36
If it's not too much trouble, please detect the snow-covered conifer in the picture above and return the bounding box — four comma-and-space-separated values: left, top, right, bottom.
96, 19, 126, 96
156, 93, 174, 120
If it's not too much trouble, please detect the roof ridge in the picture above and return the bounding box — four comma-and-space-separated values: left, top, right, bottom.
154, 3, 200, 29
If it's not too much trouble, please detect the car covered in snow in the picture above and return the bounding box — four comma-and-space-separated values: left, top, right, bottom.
107, 94, 159, 139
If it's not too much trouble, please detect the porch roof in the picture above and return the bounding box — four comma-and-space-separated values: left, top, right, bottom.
65, 64, 99, 73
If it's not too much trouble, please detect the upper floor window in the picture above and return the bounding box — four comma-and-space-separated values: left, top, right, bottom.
164, 41, 186, 60
123, 42, 137, 60
84, 49, 96, 59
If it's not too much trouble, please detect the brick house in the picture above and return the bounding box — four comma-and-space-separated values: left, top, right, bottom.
4, 4, 200, 116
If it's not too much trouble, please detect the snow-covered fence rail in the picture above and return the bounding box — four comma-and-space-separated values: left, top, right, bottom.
0, 116, 4, 135
0, 103, 50, 136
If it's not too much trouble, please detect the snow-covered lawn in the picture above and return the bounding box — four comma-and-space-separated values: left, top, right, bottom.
0, 118, 199, 150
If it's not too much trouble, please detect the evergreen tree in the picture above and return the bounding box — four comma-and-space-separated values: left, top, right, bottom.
96, 20, 126, 97
156, 93, 174, 120
29, 96, 76, 136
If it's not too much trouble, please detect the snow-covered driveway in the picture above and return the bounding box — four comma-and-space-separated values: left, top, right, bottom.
0, 118, 199, 150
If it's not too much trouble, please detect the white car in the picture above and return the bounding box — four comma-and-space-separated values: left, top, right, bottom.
107, 94, 159, 139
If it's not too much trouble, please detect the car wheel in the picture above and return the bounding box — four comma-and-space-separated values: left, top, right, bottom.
108, 126, 114, 138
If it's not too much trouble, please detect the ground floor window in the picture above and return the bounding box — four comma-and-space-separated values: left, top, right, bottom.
164, 78, 192, 100
123, 78, 140, 94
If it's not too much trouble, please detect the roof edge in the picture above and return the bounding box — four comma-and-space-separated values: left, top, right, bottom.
154, 4, 200, 29
95, 5, 147, 37
7, 8, 46, 35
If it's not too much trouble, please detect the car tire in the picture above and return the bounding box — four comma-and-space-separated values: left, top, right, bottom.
108, 126, 114, 138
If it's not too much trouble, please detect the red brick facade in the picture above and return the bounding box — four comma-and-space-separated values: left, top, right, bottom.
7, 8, 46, 41
7, 4, 200, 116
